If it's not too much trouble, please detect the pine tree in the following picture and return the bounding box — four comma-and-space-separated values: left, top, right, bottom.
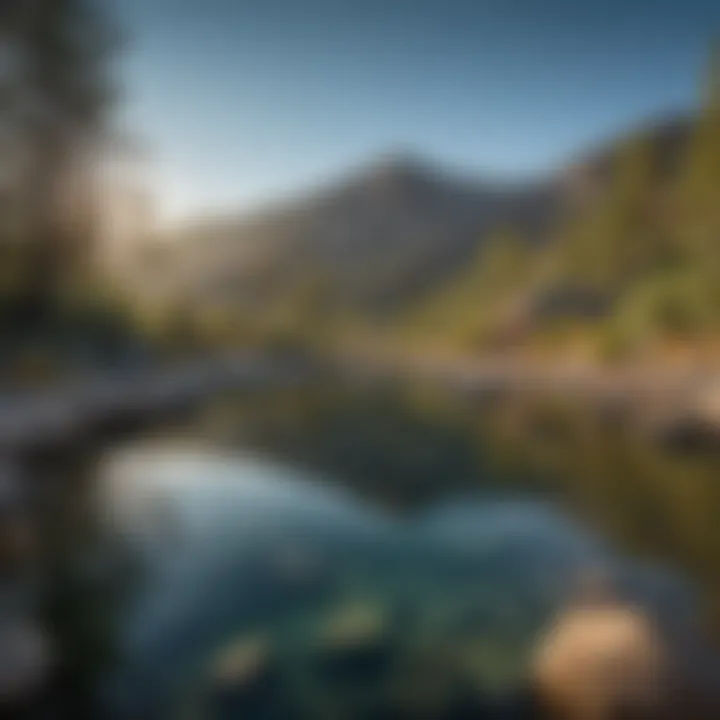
675, 41, 720, 258
0, 0, 118, 325
560, 133, 659, 290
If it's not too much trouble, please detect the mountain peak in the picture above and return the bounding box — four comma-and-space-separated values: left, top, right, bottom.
359, 150, 440, 182
340, 152, 454, 205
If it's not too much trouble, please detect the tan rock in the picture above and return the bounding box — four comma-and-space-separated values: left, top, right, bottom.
530, 571, 720, 719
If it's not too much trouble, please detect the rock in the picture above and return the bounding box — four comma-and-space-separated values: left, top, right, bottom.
382, 645, 492, 720
207, 635, 282, 717
0, 618, 52, 711
315, 602, 395, 682
529, 568, 720, 719
533, 605, 671, 717
211, 636, 272, 686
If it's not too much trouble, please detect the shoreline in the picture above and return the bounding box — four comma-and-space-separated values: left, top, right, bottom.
331, 349, 720, 444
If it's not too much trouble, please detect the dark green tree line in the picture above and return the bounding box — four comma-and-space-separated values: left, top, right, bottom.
0, 0, 118, 333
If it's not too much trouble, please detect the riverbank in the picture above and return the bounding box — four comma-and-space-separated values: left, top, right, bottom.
330, 346, 720, 446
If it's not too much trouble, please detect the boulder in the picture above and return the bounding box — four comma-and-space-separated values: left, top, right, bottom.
529, 569, 720, 719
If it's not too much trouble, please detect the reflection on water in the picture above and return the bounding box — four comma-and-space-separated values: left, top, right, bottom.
99, 443, 696, 719
202, 380, 720, 629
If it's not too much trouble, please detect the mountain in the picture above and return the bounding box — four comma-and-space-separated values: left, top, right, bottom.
153, 153, 562, 313
139, 117, 695, 316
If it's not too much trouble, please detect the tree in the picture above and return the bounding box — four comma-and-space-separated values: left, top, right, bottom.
560, 132, 663, 291
0, 0, 118, 327
674, 41, 720, 259
683, 42, 720, 198
476, 228, 531, 293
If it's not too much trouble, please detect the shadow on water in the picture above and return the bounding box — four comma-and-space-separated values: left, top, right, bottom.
98, 378, 719, 718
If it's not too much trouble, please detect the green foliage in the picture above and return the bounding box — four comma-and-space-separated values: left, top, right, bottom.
402, 44, 720, 359
558, 131, 671, 291
474, 228, 532, 294
0, 0, 119, 337
678, 42, 720, 220
402, 228, 536, 350
598, 268, 718, 357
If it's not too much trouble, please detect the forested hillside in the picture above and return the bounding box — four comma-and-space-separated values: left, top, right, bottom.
401, 50, 720, 362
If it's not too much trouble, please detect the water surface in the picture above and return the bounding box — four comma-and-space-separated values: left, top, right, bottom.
99, 437, 694, 718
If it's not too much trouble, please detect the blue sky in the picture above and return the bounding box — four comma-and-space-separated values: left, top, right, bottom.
115, 0, 720, 221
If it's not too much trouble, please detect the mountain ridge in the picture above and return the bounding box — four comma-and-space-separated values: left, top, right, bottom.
155, 151, 562, 311
144, 116, 695, 313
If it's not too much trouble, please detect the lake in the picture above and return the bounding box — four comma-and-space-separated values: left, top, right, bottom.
95, 379, 712, 718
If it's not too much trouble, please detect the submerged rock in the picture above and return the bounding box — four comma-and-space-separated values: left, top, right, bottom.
530, 569, 720, 719
315, 602, 395, 682
206, 635, 282, 718
533, 605, 671, 717
381, 644, 493, 720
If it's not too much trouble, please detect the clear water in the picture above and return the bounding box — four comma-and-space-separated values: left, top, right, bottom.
97, 445, 693, 718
